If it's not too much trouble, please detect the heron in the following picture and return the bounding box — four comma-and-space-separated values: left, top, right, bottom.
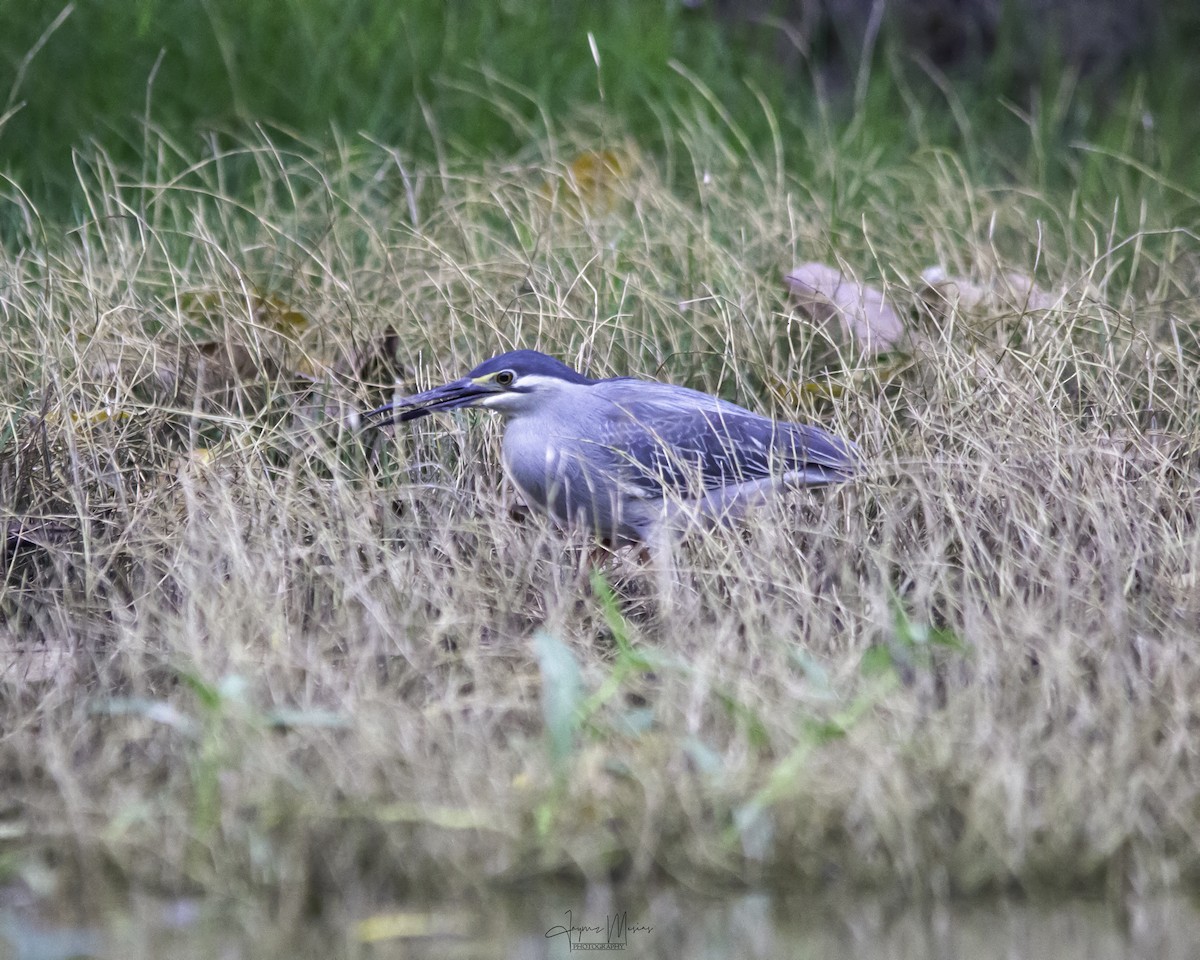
366, 349, 858, 546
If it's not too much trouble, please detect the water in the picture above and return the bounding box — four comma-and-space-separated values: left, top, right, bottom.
3, 884, 1198, 960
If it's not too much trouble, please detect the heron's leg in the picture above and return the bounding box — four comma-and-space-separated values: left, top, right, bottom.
643, 521, 683, 614
586, 542, 617, 572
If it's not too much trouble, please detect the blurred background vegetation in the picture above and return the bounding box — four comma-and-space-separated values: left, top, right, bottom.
1, 0, 1198, 220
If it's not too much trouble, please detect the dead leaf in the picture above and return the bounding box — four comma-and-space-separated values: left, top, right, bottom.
541, 146, 639, 217
5, 517, 75, 552
177, 288, 319, 395
919, 267, 1057, 319
254, 294, 311, 334
194, 339, 281, 387
329, 327, 404, 384
179, 289, 311, 336
785, 263, 906, 353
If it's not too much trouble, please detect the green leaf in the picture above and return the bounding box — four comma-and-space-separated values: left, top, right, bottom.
928, 626, 967, 651
803, 718, 849, 743
732, 803, 776, 863
589, 568, 633, 656
715, 690, 769, 749
533, 629, 583, 769
262, 708, 350, 730
788, 647, 835, 696
89, 698, 199, 737
176, 670, 222, 711
609, 706, 655, 736
216, 674, 250, 704
859, 644, 896, 678
682, 737, 722, 776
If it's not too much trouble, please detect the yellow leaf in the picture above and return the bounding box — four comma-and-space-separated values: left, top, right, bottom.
541, 146, 638, 216
42, 406, 134, 429
354, 909, 477, 944
766, 374, 846, 409
255, 294, 311, 334
354, 912, 430, 943
71, 407, 133, 426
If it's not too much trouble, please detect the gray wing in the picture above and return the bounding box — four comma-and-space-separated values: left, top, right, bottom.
586, 380, 858, 500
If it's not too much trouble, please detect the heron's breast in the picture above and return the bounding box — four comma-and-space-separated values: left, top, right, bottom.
501, 424, 564, 509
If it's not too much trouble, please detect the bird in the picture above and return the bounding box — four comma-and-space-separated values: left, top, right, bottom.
365, 349, 859, 547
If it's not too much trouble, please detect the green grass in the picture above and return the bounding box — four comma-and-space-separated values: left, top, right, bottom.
1, 79, 1199, 915
4, 0, 1200, 224
0, 0, 779, 210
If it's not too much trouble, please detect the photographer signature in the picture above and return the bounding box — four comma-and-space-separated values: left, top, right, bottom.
545, 909, 652, 948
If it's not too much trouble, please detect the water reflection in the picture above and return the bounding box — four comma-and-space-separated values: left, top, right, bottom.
477, 888, 1200, 960
4, 885, 1199, 960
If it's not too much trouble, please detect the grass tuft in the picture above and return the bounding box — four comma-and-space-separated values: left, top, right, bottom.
1, 106, 1199, 905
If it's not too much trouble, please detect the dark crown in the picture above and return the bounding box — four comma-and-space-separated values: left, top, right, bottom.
467, 350, 594, 384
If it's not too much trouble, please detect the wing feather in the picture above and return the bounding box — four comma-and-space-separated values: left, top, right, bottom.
584, 380, 857, 499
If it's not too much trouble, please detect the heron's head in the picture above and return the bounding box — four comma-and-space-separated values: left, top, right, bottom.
365, 349, 595, 423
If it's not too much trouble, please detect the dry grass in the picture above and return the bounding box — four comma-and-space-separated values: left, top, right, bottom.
2, 119, 1199, 912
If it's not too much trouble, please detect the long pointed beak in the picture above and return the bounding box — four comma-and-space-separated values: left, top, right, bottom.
363, 377, 495, 425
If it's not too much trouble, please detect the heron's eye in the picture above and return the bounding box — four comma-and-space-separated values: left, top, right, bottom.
494, 370, 516, 387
